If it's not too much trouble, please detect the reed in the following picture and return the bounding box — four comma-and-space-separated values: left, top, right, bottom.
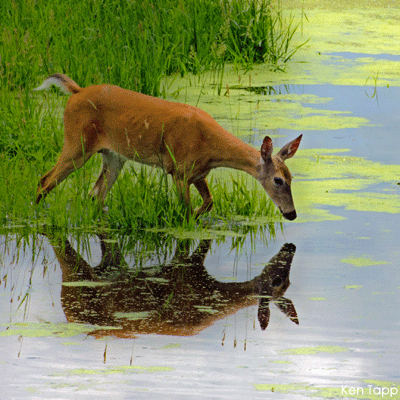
0, 0, 303, 96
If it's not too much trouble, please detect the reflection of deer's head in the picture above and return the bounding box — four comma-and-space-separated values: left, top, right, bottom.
48, 234, 298, 337
255, 243, 298, 330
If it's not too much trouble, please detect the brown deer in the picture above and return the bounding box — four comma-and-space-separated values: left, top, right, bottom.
46, 233, 298, 338
34, 74, 302, 219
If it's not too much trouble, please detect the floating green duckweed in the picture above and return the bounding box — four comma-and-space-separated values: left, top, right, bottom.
162, 343, 181, 350
254, 383, 308, 393
269, 360, 293, 364
289, 149, 400, 221
145, 277, 170, 284
167, 79, 372, 134
341, 257, 391, 267
280, 345, 348, 355
193, 305, 219, 314
62, 281, 112, 287
147, 227, 245, 240
113, 311, 151, 321
0, 322, 120, 338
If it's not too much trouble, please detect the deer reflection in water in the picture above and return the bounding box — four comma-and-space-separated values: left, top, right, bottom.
48, 234, 298, 338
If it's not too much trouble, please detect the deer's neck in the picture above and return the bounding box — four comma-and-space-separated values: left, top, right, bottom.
209, 137, 262, 180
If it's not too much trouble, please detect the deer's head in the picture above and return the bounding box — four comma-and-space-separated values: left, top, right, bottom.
258, 135, 302, 220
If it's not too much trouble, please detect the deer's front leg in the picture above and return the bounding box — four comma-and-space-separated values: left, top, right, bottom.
89, 150, 126, 203
193, 179, 213, 217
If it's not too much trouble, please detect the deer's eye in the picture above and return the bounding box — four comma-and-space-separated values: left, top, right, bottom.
274, 177, 284, 186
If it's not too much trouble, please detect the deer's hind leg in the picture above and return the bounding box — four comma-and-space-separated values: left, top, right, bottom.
170, 174, 194, 222
89, 149, 126, 203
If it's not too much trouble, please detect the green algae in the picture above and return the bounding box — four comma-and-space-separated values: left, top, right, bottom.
0, 322, 120, 338
341, 256, 391, 267
292, 150, 400, 183
167, 78, 372, 134
288, 149, 400, 221
62, 281, 112, 287
145, 277, 170, 284
344, 285, 363, 290
276, 1, 400, 88
162, 343, 181, 350
269, 360, 293, 364
280, 345, 348, 355
113, 311, 151, 321
254, 383, 308, 393
254, 101, 370, 131
193, 305, 219, 314
288, 2, 400, 56
147, 227, 245, 240
266, 93, 334, 104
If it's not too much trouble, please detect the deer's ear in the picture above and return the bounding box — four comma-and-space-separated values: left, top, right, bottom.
261, 136, 273, 162
277, 134, 302, 161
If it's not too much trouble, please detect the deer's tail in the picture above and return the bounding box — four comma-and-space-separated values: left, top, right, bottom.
33, 73, 82, 94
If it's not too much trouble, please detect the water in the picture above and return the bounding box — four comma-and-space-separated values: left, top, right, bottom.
2, 13, 400, 400
2, 209, 399, 399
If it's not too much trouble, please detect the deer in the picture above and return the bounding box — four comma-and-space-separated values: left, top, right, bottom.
34, 74, 302, 220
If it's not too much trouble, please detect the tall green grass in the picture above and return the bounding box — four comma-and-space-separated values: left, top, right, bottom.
1, 0, 303, 96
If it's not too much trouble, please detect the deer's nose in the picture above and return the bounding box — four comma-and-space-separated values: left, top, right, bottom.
283, 210, 297, 221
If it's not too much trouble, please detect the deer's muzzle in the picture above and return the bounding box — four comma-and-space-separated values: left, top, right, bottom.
282, 210, 297, 221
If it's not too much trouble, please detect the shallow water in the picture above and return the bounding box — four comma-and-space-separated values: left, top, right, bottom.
2, 3, 400, 400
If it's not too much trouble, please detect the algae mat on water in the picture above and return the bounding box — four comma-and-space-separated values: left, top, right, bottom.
0, 322, 120, 338
290, 149, 400, 221
284, 0, 400, 87
167, 73, 372, 136
166, 0, 400, 133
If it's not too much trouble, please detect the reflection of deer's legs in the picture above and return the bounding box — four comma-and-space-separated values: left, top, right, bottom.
89, 150, 126, 202
193, 179, 213, 217
191, 239, 212, 264
95, 233, 127, 273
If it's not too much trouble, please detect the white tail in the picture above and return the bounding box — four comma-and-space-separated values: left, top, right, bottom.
34, 74, 302, 220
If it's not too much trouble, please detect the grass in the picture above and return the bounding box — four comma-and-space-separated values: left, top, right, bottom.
1, 0, 304, 96
0, 0, 300, 237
